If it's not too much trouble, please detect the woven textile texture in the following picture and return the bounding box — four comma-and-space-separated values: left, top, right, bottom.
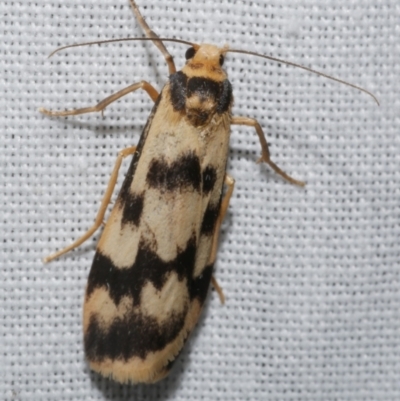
1, 0, 399, 400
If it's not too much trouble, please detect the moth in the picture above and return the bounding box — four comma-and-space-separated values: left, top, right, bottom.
41, 0, 377, 384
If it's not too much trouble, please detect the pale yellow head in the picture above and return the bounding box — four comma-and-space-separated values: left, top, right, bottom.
182, 43, 229, 82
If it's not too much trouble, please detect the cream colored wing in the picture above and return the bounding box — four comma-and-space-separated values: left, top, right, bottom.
82, 83, 231, 383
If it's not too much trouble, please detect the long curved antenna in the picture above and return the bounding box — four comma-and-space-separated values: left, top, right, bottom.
47, 37, 378, 106
48, 37, 197, 58
228, 49, 379, 105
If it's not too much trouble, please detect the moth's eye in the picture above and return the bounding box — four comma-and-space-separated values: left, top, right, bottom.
219, 55, 225, 66
185, 47, 196, 60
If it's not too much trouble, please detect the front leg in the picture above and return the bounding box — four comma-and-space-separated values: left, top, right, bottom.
39, 81, 159, 117
231, 116, 305, 187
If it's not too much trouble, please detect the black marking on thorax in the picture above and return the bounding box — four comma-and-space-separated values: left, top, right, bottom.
169, 71, 187, 110
169, 71, 233, 125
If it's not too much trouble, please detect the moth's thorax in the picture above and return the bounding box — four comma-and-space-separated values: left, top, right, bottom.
170, 44, 232, 128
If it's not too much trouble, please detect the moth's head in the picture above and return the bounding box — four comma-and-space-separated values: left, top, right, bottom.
182, 43, 228, 81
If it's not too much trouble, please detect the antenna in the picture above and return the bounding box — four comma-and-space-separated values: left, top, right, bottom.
47, 37, 378, 105
228, 49, 379, 105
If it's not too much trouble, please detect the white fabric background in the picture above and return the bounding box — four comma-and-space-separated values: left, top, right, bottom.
1, 0, 399, 400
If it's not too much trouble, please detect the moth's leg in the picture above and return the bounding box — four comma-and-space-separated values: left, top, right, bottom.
43, 146, 137, 263
209, 174, 235, 304
129, 0, 176, 75
211, 276, 225, 305
231, 116, 305, 187
39, 81, 159, 117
